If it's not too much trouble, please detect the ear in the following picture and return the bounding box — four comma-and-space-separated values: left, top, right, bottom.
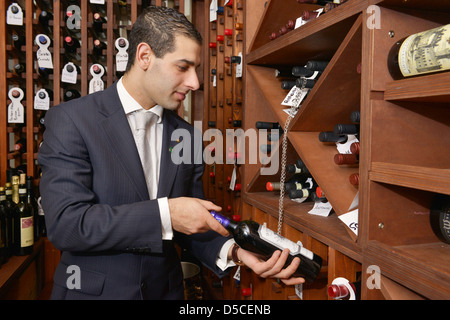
135, 42, 154, 70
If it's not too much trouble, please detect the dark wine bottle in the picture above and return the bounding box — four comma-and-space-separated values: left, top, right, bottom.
93, 12, 106, 34
0, 187, 8, 265
63, 89, 81, 101
3, 183, 15, 257
430, 194, 450, 244
387, 24, 450, 79
64, 36, 80, 54
14, 174, 34, 256
334, 123, 359, 135
318, 131, 348, 144
286, 159, 310, 175
210, 211, 323, 283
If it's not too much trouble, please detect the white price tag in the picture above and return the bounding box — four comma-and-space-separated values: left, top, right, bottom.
115, 38, 129, 72
308, 201, 333, 217
229, 166, 237, 191
6, 3, 23, 25
90, 0, 105, 4
7, 88, 24, 124
235, 52, 243, 78
209, 0, 218, 22
61, 62, 78, 84
338, 209, 358, 236
35, 34, 53, 69
89, 64, 105, 93
282, 86, 308, 107
34, 89, 50, 110
336, 134, 359, 154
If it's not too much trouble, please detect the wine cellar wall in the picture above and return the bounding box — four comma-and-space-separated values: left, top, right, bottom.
224, 0, 449, 300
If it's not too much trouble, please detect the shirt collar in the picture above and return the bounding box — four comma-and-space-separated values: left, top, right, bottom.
116, 77, 163, 123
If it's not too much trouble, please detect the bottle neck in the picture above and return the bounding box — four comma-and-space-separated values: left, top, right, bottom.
210, 211, 238, 232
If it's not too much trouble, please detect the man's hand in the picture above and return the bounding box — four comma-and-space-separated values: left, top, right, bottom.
168, 197, 229, 237
232, 246, 305, 286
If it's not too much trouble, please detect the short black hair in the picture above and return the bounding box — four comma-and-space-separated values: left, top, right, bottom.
126, 6, 202, 72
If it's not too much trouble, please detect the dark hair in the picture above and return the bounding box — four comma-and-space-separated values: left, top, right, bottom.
126, 6, 202, 72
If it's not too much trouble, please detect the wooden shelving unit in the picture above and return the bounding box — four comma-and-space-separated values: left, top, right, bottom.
235, 0, 450, 300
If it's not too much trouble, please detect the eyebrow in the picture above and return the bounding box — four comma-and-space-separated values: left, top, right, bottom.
178, 59, 196, 66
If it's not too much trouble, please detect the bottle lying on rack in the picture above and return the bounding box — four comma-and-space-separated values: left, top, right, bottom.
210, 211, 323, 283
388, 23, 450, 79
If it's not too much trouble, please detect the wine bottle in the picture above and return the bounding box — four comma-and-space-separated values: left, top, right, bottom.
3, 183, 15, 257
26, 176, 39, 241
93, 39, 106, 56
14, 174, 34, 255
328, 280, 361, 300
64, 36, 80, 54
306, 60, 328, 72
430, 194, 450, 244
349, 172, 359, 186
334, 153, 358, 165
291, 65, 315, 78
387, 24, 450, 79
334, 123, 359, 135
318, 131, 348, 144
64, 89, 81, 101
210, 211, 323, 283
0, 187, 8, 265
12, 33, 25, 50
93, 12, 106, 34
286, 159, 310, 175
38, 10, 53, 29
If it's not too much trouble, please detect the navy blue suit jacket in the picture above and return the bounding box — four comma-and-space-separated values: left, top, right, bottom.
38, 82, 230, 299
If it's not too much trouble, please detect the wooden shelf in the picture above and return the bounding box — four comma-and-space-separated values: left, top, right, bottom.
370, 162, 450, 195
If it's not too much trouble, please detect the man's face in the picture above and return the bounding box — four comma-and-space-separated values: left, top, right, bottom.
145, 35, 201, 111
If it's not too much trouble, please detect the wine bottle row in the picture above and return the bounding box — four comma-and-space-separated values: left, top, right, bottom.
0, 172, 46, 268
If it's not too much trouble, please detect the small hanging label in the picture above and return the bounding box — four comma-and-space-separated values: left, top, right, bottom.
6, 3, 23, 25
336, 134, 359, 154
8, 88, 24, 124
282, 86, 308, 108
61, 62, 78, 84
34, 89, 50, 110
295, 284, 303, 299
90, 0, 105, 4
35, 34, 53, 69
89, 64, 105, 93
235, 52, 243, 78
229, 166, 237, 191
233, 266, 241, 281
209, 0, 218, 22
115, 38, 129, 72
338, 209, 359, 236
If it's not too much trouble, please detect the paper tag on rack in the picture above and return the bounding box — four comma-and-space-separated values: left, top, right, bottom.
308, 201, 333, 217
336, 134, 359, 154
34, 89, 50, 110
282, 108, 298, 118
229, 166, 237, 191
210, 0, 218, 22
282, 86, 308, 108
115, 38, 129, 72
89, 64, 105, 94
295, 284, 303, 299
339, 209, 358, 236
235, 52, 243, 78
233, 266, 241, 282
90, 0, 105, 4
213, 74, 217, 87
61, 62, 78, 84
7, 88, 24, 124
35, 34, 53, 69
6, 3, 23, 25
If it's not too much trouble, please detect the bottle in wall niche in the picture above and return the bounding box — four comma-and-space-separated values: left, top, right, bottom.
430, 194, 450, 244
13, 174, 34, 256
93, 12, 106, 35
3, 183, 15, 258
38, 10, 53, 30
63, 89, 81, 101
286, 158, 310, 175
291, 65, 315, 78
334, 153, 358, 165
349, 173, 359, 186
93, 39, 106, 56
64, 36, 80, 54
328, 278, 361, 300
318, 131, 349, 144
13, 63, 25, 78
26, 176, 40, 241
266, 173, 312, 192
0, 187, 9, 265
210, 211, 323, 283
11, 33, 25, 50
334, 123, 360, 136
306, 60, 328, 72
387, 24, 450, 79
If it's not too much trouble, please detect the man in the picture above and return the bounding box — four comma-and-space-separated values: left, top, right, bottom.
38, 6, 303, 300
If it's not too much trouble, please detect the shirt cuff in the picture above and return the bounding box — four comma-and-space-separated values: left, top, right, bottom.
158, 197, 173, 240
216, 238, 236, 271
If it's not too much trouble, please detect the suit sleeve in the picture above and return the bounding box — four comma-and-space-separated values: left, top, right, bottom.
38, 105, 165, 254
174, 130, 233, 278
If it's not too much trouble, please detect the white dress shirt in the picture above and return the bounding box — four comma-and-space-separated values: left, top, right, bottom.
116, 78, 235, 270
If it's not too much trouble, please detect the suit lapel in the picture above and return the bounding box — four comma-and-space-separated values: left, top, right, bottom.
157, 109, 179, 198
99, 83, 150, 201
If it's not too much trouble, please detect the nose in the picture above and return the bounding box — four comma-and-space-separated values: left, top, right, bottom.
185, 68, 200, 91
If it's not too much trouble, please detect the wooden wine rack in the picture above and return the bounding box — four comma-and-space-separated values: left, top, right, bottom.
225, 0, 450, 300
0, 0, 203, 299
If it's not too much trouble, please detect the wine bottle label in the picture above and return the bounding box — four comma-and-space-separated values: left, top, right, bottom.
62, 63, 78, 84
399, 24, 450, 77
89, 64, 105, 94
258, 224, 314, 260
34, 89, 50, 110
21, 216, 34, 247
6, 3, 23, 26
